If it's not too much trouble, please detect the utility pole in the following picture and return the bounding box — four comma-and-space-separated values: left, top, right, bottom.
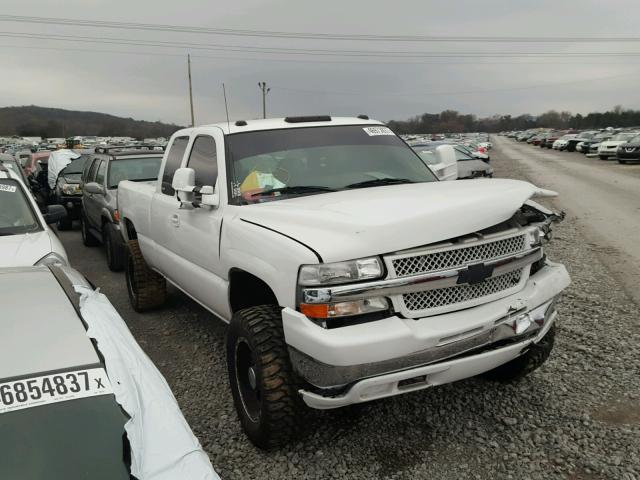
258, 81, 270, 119
188, 54, 195, 127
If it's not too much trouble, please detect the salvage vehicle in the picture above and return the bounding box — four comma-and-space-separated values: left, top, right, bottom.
53, 153, 91, 230
582, 132, 612, 156
564, 131, 598, 152
80, 146, 163, 271
0, 163, 68, 267
410, 144, 458, 181
615, 134, 640, 164
0, 265, 219, 480
0, 153, 30, 187
117, 116, 571, 448
552, 134, 577, 151
597, 131, 640, 160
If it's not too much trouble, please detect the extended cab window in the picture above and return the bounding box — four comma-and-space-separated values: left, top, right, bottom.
84, 158, 100, 183
162, 136, 190, 195
186, 136, 218, 187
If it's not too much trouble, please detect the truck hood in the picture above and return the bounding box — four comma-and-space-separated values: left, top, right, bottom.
0, 230, 52, 267
237, 178, 555, 262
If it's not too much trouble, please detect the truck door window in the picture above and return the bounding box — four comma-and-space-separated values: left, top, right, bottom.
95, 160, 106, 185
161, 136, 190, 195
186, 136, 217, 187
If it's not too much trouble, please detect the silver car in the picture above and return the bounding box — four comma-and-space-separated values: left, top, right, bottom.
80, 147, 163, 271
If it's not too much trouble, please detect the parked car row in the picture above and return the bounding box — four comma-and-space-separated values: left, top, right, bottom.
502, 128, 640, 164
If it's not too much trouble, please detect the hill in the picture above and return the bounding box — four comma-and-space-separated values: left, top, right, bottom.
0, 105, 183, 139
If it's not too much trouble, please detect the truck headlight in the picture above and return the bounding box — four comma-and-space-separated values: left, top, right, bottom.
298, 257, 383, 286
62, 183, 80, 195
34, 252, 68, 267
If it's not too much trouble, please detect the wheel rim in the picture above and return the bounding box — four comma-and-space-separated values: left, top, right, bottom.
235, 339, 261, 423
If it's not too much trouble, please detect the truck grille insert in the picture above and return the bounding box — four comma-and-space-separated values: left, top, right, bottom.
402, 268, 524, 312
392, 234, 527, 278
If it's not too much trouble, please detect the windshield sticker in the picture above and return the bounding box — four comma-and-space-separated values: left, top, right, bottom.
0, 184, 17, 193
0, 368, 113, 414
363, 126, 395, 136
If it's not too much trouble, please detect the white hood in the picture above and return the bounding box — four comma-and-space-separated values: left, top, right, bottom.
237, 178, 554, 262
0, 231, 53, 267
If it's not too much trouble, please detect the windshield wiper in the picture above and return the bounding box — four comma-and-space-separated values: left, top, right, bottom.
250, 185, 337, 198
345, 178, 414, 189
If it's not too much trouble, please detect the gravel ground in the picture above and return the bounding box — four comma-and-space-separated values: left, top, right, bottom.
58, 138, 640, 479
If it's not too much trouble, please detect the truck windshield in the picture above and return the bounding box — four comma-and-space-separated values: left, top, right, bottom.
227, 125, 437, 204
108, 157, 162, 189
0, 394, 130, 479
0, 179, 41, 236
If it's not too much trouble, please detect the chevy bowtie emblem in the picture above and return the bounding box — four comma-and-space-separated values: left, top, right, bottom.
626, 147, 634, 152
457, 263, 495, 285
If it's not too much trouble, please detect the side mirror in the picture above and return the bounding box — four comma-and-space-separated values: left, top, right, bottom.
172, 168, 219, 208
172, 167, 195, 193
84, 182, 105, 195
43, 204, 67, 224
434, 145, 458, 181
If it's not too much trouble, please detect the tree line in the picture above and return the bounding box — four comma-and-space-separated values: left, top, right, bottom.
0, 106, 183, 139
387, 106, 640, 134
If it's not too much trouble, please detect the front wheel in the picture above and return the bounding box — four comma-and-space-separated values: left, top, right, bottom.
104, 223, 126, 272
484, 325, 555, 382
81, 212, 99, 247
226, 305, 303, 449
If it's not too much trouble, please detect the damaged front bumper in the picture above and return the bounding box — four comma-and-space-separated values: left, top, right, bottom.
282, 261, 570, 409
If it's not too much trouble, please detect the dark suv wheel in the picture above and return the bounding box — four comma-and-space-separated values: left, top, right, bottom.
226, 305, 303, 449
104, 223, 126, 272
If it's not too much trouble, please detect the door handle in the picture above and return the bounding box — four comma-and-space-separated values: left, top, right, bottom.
170, 214, 180, 227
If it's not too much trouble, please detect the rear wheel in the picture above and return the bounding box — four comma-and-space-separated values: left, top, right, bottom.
125, 239, 166, 312
104, 223, 125, 272
484, 325, 556, 382
226, 305, 303, 449
81, 212, 99, 246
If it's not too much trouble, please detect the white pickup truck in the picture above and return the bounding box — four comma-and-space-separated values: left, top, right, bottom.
118, 116, 570, 449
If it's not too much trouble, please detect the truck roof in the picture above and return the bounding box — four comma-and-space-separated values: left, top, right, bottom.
0, 267, 100, 380
177, 116, 385, 136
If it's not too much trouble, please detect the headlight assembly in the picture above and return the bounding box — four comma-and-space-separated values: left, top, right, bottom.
298, 257, 383, 286
34, 252, 68, 267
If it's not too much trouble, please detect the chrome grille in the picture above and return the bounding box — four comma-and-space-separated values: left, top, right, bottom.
402, 268, 524, 312
392, 234, 527, 277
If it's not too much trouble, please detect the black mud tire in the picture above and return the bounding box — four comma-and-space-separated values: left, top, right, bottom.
483, 325, 556, 382
57, 213, 72, 231
81, 212, 99, 247
104, 223, 126, 272
125, 239, 166, 312
226, 305, 303, 449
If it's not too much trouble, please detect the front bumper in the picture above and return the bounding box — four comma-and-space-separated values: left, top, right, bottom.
283, 261, 570, 407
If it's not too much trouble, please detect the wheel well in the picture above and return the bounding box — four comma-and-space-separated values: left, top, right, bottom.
229, 269, 278, 313
124, 218, 137, 240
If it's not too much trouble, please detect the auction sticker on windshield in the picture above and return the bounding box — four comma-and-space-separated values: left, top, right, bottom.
363, 126, 395, 136
0, 184, 17, 193
0, 368, 113, 414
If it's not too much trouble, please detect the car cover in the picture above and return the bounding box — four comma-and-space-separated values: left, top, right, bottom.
75, 286, 220, 480
47, 149, 80, 189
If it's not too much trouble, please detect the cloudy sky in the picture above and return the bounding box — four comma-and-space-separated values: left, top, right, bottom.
2, 0, 640, 126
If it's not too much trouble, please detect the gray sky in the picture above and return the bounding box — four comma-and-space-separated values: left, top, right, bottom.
2, 0, 640, 126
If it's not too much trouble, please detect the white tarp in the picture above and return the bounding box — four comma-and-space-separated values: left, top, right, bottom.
75, 286, 220, 480
47, 149, 80, 189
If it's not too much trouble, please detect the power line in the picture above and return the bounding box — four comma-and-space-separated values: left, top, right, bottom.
4, 31, 640, 58
272, 72, 636, 98
1, 14, 639, 43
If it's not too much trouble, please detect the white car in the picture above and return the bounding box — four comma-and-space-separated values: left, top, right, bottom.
597, 132, 639, 160
552, 134, 577, 150
411, 144, 458, 181
0, 163, 69, 267
117, 116, 570, 449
